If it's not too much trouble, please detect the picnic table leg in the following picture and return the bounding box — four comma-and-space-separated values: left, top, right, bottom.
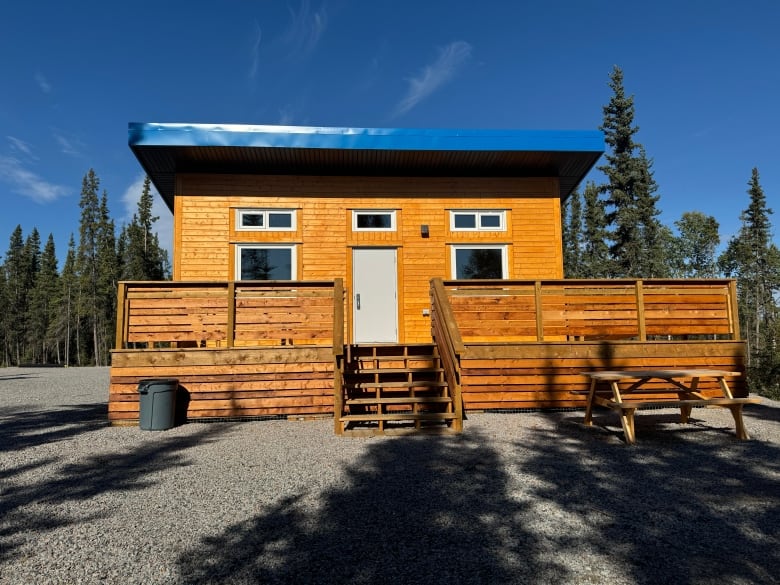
584, 378, 597, 426
726, 403, 750, 440
620, 407, 637, 445
679, 403, 692, 424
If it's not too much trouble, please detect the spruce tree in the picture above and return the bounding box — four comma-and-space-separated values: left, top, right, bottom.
120, 176, 170, 280
76, 169, 102, 365
598, 66, 664, 277
28, 234, 59, 363
4, 226, 27, 364
719, 168, 780, 396
580, 181, 611, 278
562, 188, 583, 277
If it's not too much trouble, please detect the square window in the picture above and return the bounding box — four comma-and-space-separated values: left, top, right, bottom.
480, 214, 502, 229
453, 214, 477, 229
237, 246, 295, 280
452, 246, 507, 279
241, 213, 264, 228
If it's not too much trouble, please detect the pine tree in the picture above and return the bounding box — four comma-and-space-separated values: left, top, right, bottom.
28, 234, 59, 363
95, 190, 118, 365
76, 169, 102, 365
53, 235, 78, 366
719, 168, 780, 396
598, 66, 664, 277
120, 176, 170, 280
562, 188, 583, 277
4, 226, 27, 364
580, 181, 611, 278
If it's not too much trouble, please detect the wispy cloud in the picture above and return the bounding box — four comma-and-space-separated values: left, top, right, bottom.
248, 21, 263, 80
6, 136, 35, 158
35, 72, 52, 94
53, 131, 85, 157
0, 156, 68, 203
282, 0, 327, 60
121, 175, 173, 256
393, 41, 473, 118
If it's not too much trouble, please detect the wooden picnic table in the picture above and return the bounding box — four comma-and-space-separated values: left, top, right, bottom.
578, 369, 760, 444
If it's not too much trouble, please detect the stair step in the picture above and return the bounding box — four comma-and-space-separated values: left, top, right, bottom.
350, 367, 444, 375
345, 380, 447, 389
351, 354, 438, 362
346, 397, 452, 405
340, 412, 458, 422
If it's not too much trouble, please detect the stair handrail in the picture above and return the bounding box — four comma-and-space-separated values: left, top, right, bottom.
430, 278, 464, 432
333, 278, 346, 434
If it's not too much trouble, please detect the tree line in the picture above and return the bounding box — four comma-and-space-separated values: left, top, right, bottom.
0, 170, 169, 367
563, 66, 780, 398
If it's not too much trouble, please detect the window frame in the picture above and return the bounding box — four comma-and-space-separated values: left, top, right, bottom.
450, 210, 506, 232
450, 244, 509, 280
351, 210, 397, 232
235, 244, 297, 281
236, 208, 297, 231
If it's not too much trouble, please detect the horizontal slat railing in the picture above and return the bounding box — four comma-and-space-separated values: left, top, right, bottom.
430, 278, 464, 431
116, 280, 341, 350
442, 278, 740, 343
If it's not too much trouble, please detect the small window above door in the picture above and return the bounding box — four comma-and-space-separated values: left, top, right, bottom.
352, 210, 396, 232
236, 209, 296, 231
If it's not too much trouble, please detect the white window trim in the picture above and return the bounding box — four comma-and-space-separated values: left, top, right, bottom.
450, 244, 508, 279
450, 210, 506, 232
235, 244, 297, 281
352, 210, 397, 232
236, 209, 297, 231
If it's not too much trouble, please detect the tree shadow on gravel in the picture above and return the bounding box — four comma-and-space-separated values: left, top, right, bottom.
0, 423, 232, 564
0, 403, 108, 452
513, 411, 780, 585
176, 430, 559, 584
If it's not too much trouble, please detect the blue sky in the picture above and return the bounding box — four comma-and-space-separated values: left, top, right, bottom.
1, 0, 778, 265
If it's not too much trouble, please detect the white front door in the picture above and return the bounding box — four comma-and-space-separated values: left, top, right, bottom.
352, 248, 398, 343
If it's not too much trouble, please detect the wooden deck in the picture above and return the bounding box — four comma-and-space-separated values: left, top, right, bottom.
429, 278, 747, 412
109, 278, 747, 428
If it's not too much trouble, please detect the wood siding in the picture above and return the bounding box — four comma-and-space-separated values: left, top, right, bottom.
109, 347, 335, 422
173, 174, 562, 343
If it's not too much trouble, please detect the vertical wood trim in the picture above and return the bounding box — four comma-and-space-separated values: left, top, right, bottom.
635, 280, 647, 341
226, 281, 236, 348
534, 281, 544, 341
332, 278, 345, 354
728, 280, 741, 340
115, 282, 127, 349
395, 246, 405, 344
173, 191, 183, 280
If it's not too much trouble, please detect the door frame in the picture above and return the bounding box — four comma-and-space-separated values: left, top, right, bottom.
350, 247, 400, 344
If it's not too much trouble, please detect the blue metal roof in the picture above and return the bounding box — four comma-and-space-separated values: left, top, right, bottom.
129, 123, 604, 210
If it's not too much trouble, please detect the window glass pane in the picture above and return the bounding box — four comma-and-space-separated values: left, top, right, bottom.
453, 214, 477, 229
455, 248, 504, 279
480, 214, 501, 228
240, 248, 292, 280
356, 213, 392, 229
268, 212, 292, 228
241, 213, 264, 228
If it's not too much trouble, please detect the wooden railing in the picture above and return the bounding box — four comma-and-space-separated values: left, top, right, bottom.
430, 278, 464, 431
439, 278, 740, 343
115, 280, 345, 349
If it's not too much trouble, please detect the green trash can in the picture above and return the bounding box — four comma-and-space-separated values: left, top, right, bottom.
138, 378, 178, 430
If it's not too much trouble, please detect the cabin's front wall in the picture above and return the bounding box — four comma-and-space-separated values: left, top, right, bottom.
173, 174, 563, 343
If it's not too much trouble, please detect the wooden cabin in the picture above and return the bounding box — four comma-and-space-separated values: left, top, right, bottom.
109, 123, 747, 434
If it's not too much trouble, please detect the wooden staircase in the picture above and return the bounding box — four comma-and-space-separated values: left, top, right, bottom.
337, 343, 460, 435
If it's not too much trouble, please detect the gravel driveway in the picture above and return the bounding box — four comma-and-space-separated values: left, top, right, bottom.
1, 367, 778, 584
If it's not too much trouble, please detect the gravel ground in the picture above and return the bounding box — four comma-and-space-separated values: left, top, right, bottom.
1, 367, 778, 585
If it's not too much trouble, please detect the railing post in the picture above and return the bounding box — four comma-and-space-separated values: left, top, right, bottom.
635, 280, 647, 341
226, 281, 236, 348
534, 281, 544, 341
728, 280, 741, 340
115, 282, 128, 349
333, 279, 345, 435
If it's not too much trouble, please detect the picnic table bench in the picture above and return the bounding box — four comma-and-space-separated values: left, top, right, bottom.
576, 369, 760, 444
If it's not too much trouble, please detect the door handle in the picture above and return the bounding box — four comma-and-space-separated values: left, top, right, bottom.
356, 293, 361, 310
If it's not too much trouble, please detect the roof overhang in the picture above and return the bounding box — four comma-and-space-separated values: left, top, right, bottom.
129, 123, 604, 211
